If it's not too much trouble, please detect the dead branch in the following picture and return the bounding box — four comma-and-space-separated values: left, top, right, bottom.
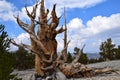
14, 16, 29, 29
63, 7, 68, 62
25, 2, 39, 33
10, 39, 22, 47
30, 35, 50, 55
72, 44, 85, 63
25, 1, 39, 19
49, 4, 59, 29
25, 6, 32, 18
14, 16, 50, 55
57, 40, 70, 62
14, 16, 33, 35
95, 68, 119, 74
42, 53, 53, 63
55, 26, 66, 34
10, 38, 53, 67
41, 65, 54, 71
39, 0, 48, 23
10, 39, 40, 55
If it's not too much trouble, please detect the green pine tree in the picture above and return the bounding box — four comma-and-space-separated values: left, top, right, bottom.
67, 52, 73, 63
0, 24, 15, 80
13, 47, 35, 70
73, 47, 88, 64
114, 45, 120, 59
99, 38, 115, 61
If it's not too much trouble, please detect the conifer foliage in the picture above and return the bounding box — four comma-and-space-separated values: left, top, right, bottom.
0, 24, 15, 80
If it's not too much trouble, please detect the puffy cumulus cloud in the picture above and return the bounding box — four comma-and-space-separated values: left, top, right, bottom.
68, 18, 84, 29
14, 33, 30, 44
0, 0, 28, 21
67, 18, 85, 38
86, 13, 120, 34
57, 13, 120, 52
77, 13, 120, 40
0, 0, 13, 12
0, 0, 36, 22
67, 13, 120, 49
9, 33, 30, 51
86, 13, 120, 52
0, 0, 16, 21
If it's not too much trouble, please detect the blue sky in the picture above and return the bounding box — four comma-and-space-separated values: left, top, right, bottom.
0, 0, 120, 53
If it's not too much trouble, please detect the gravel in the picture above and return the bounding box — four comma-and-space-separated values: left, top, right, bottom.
12, 60, 120, 80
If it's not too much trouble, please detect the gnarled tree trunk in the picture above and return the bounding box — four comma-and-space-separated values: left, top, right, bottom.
12, 0, 65, 77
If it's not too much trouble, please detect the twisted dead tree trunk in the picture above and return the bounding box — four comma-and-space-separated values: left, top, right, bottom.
12, 0, 66, 77
11, 0, 117, 79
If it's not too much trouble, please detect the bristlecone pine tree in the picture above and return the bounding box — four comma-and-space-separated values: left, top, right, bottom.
10, 0, 115, 79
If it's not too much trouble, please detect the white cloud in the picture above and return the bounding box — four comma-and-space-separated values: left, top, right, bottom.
9, 33, 30, 51
85, 13, 120, 35
0, 0, 13, 12
58, 13, 120, 52
14, 33, 30, 44
0, 0, 30, 21
0, 0, 16, 21
68, 18, 84, 29
0, 0, 106, 22
44, 0, 106, 17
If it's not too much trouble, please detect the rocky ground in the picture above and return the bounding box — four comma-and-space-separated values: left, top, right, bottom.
12, 60, 120, 80
75, 60, 120, 80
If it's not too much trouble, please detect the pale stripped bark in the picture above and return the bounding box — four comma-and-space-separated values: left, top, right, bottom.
63, 7, 68, 62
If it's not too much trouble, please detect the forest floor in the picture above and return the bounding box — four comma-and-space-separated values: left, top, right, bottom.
12, 60, 120, 80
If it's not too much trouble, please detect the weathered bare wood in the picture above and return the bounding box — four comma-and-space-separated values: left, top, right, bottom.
57, 40, 70, 62
10, 39, 40, 56
95, 68, 117, 74
55, 26, 66, 34
59, 61, 95, 77
41, 40, 70, 71
42, 53, 53, 63
72, 44, 85, 63
41, 65, 54, 71
14, 17, 50, 56
50, 4, 59, 29
14, 16, 29, 29
63, 7, 68, 62
30, 35, 50, 55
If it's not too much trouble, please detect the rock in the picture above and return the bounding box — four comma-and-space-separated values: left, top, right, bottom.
12, 69, 67, 80
55, 72, 67, 80
12, 60, 120, 80
35, 71, 67, 80
11, 69, 35, 80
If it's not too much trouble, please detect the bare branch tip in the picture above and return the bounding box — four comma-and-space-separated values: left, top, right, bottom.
13, 14, 19, 19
